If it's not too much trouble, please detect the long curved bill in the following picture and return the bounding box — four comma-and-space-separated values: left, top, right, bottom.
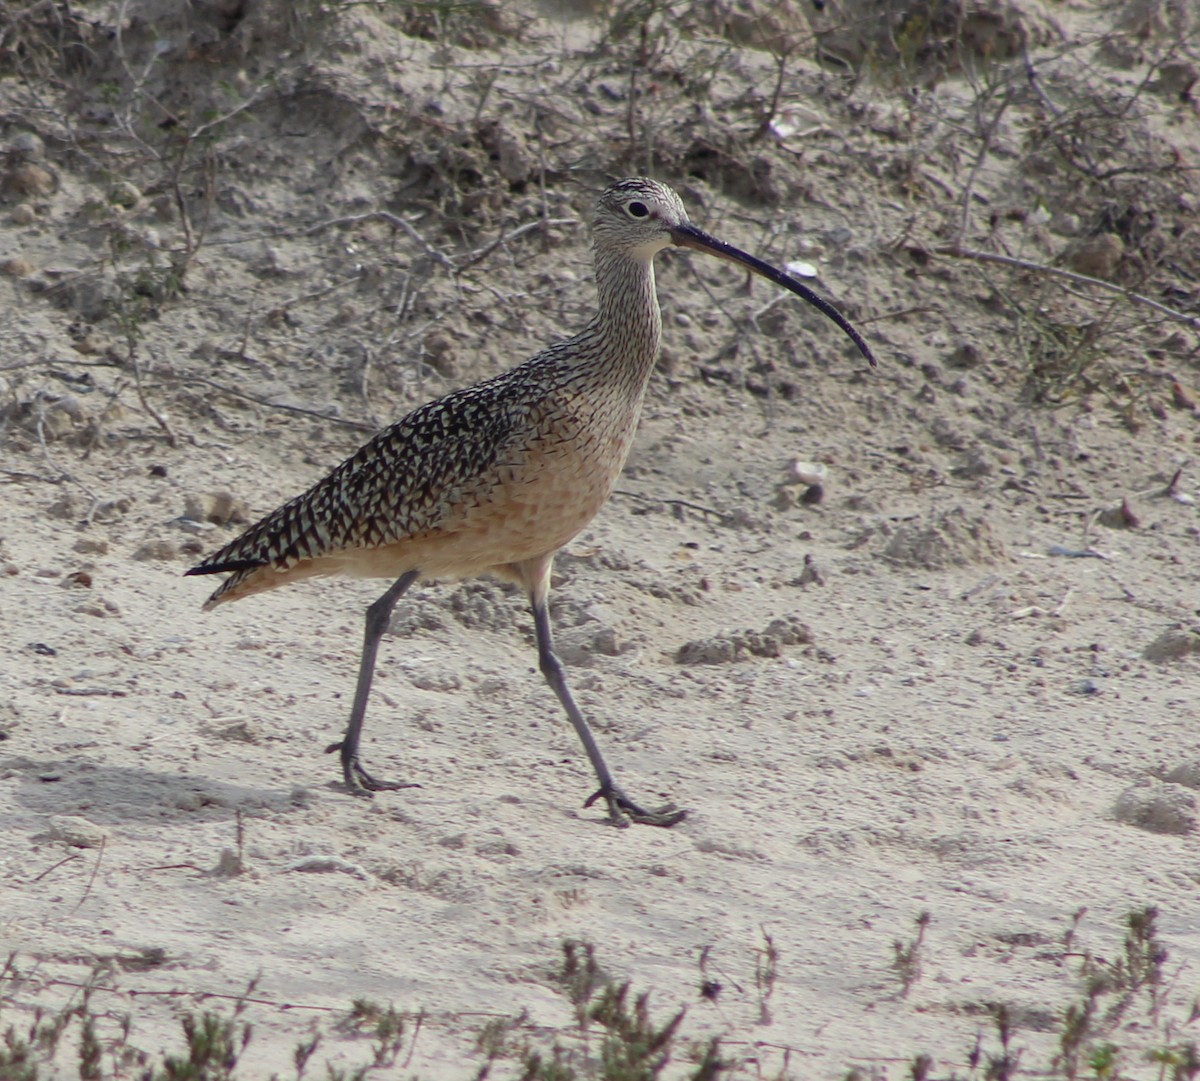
670, 222, 877, 368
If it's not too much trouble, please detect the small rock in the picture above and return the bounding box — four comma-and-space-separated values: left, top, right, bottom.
47, 493, 131, 522
676, 615, 811, 665
1097, 498, 1139, 529
476, 118, 532, 184
1149, 60, 1198, 100
73, 538, 109, 555
883, 507, 1009, 570
108, 180, 141, 209
286, 856, 370, 880
184, 491, 250, 526
2, 161, 58, 198
0, 257, 34, 276
792, 460, 827, 485
555, 623, 621, 667
1164, 762, 1200, 790
132, 539, 178, 562
213, 721, 258, 744
47, 814, 109, 848
1065, 233, 1124, 280
789, 553, 825, 588
8, 132, 45, 160
406, 666, 463, 692
209, 848, 245, 877
1113, 782, 1196, 836
1171, 381, 1198, 412
74, 598, 119, 618
1143, 626, 1200, 663
174, 518, 217, 535
423, 331, 458, 378
10, 203, 37, 224
1049, 212, 1082, 237
945, 341, 983, 369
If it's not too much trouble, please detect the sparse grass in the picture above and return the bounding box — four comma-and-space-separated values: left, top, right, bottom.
903, 907, 1196, 1081
754, 926, 779, 1024
2, 911, 1199, 1078
892, 910, 932, 998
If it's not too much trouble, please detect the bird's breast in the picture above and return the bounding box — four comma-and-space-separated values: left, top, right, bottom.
410, 381, 643, 576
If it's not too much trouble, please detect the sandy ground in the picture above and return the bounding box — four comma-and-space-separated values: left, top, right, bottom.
2, 1, 1199, 1077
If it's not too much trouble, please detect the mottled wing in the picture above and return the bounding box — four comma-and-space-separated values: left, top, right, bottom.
186, 373, 526, 598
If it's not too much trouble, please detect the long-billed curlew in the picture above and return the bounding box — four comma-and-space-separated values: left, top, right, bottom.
186, 177, 876, 827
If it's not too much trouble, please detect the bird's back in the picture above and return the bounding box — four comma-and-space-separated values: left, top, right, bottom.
190, 332, 649, 608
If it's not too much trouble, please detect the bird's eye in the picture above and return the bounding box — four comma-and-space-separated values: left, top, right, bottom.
626, 201, 650, 218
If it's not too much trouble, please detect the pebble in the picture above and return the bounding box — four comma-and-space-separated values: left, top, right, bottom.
792, 460, 827, 485
132, 539, 178, 561
1143, 626, 1199, 663
184, 491, 250, 526
945, 342, 982, 368
2, 161, 58, 198
47, 493, 131, 522
286, 856, 370, 880
554, 622, 621, 666
883, 507, 1009, 569
1150, 60, 1198, 99
1113, 782, 1196, 836
209, 849, 245, 877
423, 331, 459, 378
108, 180, 141, 208
8, 132, 45, 160
676, 615, 811, 665
175, 518, 216, 535
1164, 762, 1200, 790
47, 814, 109, 848
789, 553, 825, 588
74, 598, 120, 618
1097, 498, 1139, 529
1066, 233, 1123, 280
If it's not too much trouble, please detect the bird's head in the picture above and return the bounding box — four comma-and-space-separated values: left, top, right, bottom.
593, 177, 688, 261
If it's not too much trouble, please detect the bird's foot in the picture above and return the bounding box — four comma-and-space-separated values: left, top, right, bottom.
324, 741, 421, 797
585, 784, 686, 828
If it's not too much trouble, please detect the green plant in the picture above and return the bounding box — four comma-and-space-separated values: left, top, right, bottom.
589, 980, 685, 1080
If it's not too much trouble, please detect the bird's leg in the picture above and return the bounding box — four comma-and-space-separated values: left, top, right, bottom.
326, 569, 421, 796
530, 598, 685, 828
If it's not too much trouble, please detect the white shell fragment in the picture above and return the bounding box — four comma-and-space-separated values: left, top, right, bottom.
792, 460, 828, 485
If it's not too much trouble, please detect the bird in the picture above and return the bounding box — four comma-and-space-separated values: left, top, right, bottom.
186, 177, 877, 828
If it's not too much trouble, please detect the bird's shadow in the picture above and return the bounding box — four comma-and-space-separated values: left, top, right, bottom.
1, 753, 301, 829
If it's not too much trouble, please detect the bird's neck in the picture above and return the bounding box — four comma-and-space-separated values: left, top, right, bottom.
588, 247, 663, 384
